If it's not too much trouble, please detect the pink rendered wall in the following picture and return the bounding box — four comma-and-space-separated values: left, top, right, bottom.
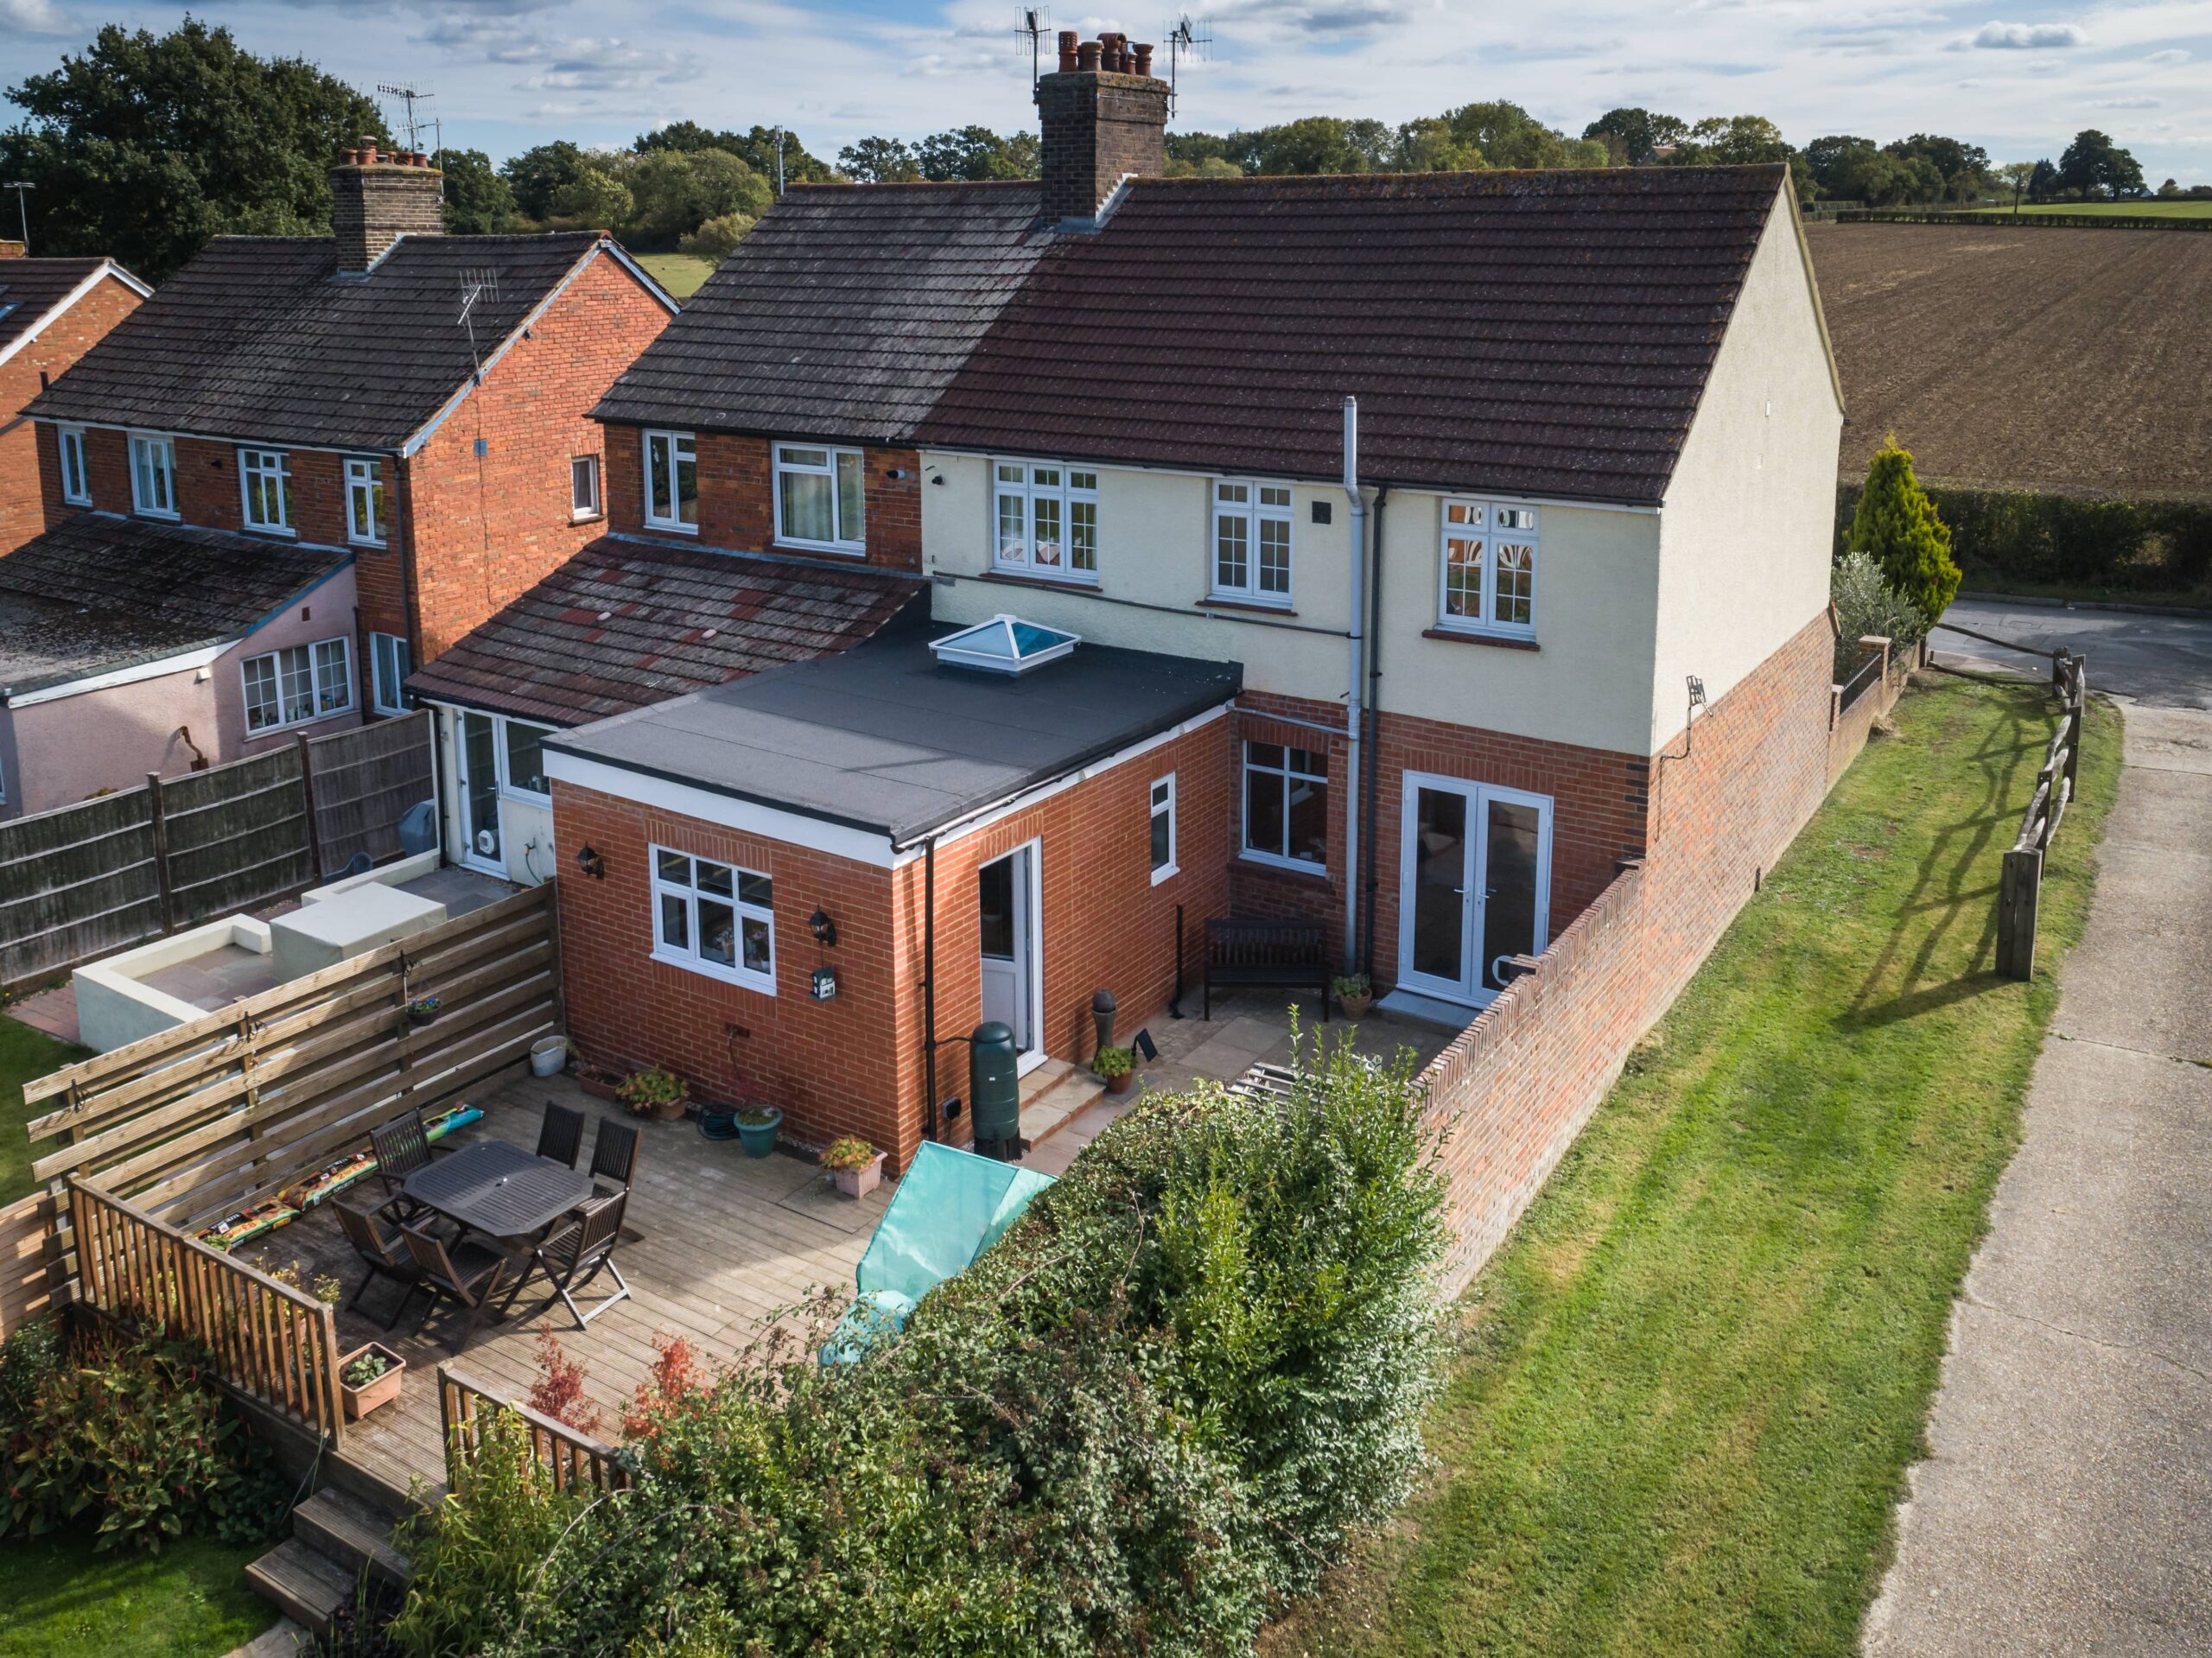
1, 565, 359, 819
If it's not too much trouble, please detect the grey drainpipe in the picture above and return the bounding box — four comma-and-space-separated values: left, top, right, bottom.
922, 835, 939, 1143
1360, 485, 1389, 979
1340, 396, 1363, 972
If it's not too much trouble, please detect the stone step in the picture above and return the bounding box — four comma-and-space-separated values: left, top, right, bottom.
245, 1537, 356, 1640
291, 1486, 411, 1588
1020, 1069, 1108, 1147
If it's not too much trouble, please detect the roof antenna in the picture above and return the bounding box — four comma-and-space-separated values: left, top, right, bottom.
1165, 14, 1211, 113
1014, 7, 1052, 89
377, 82, 435, 151
456, 266, 499, 382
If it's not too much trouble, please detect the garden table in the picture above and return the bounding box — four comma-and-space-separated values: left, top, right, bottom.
404, 1140, 594, 1246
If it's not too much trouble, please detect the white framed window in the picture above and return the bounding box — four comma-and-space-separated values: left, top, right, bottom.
569, 454, 601, 521
651, 847, 774, 993
56, 425, 90, 505
1243, 740, 1329, 869
992, 460, 1098, 582
643, 429, 697, 531
345, 456, 386, 545
1211, 479, 1294, 607
773, 442, 865, 553
238, 447, 294, 534
129, 433, 176, 518
499, 718, 553, 802
242, 637, 353, 734
1149, 772, 1178, 884
369, 632, 410, 715
1436, 499, 1539, 638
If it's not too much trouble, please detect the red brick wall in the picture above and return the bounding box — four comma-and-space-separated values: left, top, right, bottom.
403, 251, 671, 664
1226, 693, 1353, 937
1, 273, 143, 553
606, 423, 922, 574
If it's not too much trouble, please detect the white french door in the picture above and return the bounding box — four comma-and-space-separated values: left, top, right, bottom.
977, 842, 1046, 1076
455, 711, 504, 875
1396, 772, 1553, 1008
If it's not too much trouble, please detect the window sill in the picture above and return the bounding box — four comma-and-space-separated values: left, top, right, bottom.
776, 539, 865, 559
1198, 596, 1297, 617
133, 507, 181, 522
348, 536, 388, 550
569, 511, 604, 526
644, 519, 699, 537
1150, 862, 1179, 887
980, 567, 1099, 591
246, 706, 356, 739
651, 946, 776, 997
1234, 853, 1332, 885
60, 495, 91, 510
1423, 627, 1539, 652
242, 524, 299, 541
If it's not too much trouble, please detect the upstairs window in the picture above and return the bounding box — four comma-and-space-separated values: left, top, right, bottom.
992, 461, 1098, 582
243, 637, 352, 733
1243, 740, 1328, 869
239, 448, 294, 534
1437, 499, 1539, 639
369, 632, 410, 715
345, 455, 386, 545
129, 433, 176, 518
570, 454, 601, 521
56, 426, 90, 505
773, 442, 865, 553
643, 429, 697, 531
652, 848, 775, 994
1211, 480, 1293, 607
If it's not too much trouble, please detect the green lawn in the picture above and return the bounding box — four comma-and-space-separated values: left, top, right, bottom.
1268, 677, 2120, 1657
637, 251, 715, 299
1970, 199, 2212, 219
0, 1016, 85, 1205
0, 1531, 269, 1658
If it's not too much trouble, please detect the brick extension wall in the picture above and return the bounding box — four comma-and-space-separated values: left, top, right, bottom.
2, 272, 143, 552
1418, 609, 1844, 1294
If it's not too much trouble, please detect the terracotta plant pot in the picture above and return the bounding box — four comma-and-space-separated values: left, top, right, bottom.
340, 1343, 406, 1420
576, 1066, 624, 1104
1104, 1070, 1135, 1096
639, 1096, 687, 1122
1339, 994, 1374, 1020
830, 1152, 886, 1199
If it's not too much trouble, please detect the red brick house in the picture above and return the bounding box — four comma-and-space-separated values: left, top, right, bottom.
0, 247, 150, 556
543, 33, 1847, 1172
2, 142, 677, 812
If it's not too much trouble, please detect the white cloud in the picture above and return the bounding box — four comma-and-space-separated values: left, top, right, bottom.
2146, 48, 2190, 65
1963, 21, 2088, 49
0, 0, 65, 33
2090, 96, 2159, 108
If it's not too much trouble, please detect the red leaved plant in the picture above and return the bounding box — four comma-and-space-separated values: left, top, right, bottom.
620, 1331, 702, 1452
524, 1329, 602, 1438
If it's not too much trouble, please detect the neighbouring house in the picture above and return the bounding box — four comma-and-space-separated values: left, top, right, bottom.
542, 31, 1846, 1172
2, 140, 677, 816
0, 245, 151, 556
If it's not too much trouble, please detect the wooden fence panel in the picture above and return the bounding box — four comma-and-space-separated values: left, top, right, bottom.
0, 1190, 63, 1337
159, 750, 314, 925
0, 788, 160, 988
308, 713, 434, 877
440, 1365, 629, 1494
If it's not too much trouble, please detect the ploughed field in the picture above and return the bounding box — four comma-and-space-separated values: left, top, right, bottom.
1805, 221, 2212, 499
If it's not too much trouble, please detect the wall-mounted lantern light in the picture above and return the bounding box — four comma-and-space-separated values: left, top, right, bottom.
808, 908, 837, 947
575, 844, 605, 880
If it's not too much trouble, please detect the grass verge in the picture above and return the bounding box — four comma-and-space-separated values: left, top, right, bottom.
0, 1016, 86, 1205
1267, 676, 2120, 1657
0, 1530, 269, 1658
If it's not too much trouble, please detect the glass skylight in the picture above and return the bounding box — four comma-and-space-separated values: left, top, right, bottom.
928, 614, 1081, 676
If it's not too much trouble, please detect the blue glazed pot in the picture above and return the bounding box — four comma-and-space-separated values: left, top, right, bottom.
735, 1106, 782, 1159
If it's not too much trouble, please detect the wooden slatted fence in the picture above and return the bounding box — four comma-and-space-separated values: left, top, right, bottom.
439, 1365, 631, 1494
308, 712, 434, 878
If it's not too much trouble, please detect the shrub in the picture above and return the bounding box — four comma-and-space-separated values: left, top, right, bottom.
1091, 1044, 1133, 1078
524, 1331, 601, 1438
1847, 438, 1961, 623
0, 1316, 65, 1427
819, 1135, 878, 1172
1834, 481, 2212, 597
616, 1067, 687, 1116
677, 210, 754, 262
1830, 550, 1929, 677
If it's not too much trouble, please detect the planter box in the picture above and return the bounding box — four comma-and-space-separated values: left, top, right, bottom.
830, 1152, 886, 1199
340, 1343, 406, 1420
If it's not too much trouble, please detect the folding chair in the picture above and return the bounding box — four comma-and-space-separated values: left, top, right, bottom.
508, 1189, 630, 1330
371, 1111, 438, 1223
401, 1225, 508, 1354
537, 1101, 586, 1169
334, 1198, 426, 1330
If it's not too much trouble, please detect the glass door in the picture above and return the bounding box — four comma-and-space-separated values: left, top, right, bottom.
976, 844, 1044, 1073
457, 711, 503, 873
1395, 773, 1552, 1007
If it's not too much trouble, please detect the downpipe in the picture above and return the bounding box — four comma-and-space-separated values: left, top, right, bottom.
1341, 396, 1364, 972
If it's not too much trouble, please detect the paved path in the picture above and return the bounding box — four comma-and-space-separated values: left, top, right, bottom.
1937, 595, 2212, 708
1865, 682, 2212, 1653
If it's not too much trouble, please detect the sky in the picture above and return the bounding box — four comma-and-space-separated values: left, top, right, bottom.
0, 0, 2206, 184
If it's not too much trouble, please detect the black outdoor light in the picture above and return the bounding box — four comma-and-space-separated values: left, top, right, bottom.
575, 844, 605, 880
808, 908, 837, 947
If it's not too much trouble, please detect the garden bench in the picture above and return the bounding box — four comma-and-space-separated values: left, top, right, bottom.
1201, 919, 1330, 1021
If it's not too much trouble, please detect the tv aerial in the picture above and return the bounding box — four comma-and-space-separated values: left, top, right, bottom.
1014, 8, 1052, 88
456, 267, 500, 379
377, 83, 436, 151
1166, 15, 1211, 111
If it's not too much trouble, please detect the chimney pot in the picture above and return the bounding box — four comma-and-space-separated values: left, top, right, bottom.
1057, 29, 1077, 73
1037, 32, 1171, 224
1076, 39, 1101, 70
331, 138, 442, 272
1133, 42, 1155, 76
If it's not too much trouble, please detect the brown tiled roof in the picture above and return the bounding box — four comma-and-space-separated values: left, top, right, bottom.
25, 232, 634, 451
0, 513, 349, 696
0, 258, 142, 356
916, 167, 1790, 504
593, 181, 1050, 441
403, 536, 930, 727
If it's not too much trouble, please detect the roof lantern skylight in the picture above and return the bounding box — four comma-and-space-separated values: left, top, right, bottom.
927, 613, 1081, 676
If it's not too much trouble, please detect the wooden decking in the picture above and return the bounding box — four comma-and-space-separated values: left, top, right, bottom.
238, 1070, 891, 1501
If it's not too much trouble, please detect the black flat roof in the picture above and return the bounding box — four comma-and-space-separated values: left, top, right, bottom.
545, 630, 1242, 845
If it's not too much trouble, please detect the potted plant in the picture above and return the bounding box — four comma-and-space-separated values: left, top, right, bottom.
339, 1343, 406, 1420
1094, 1045, 1135, 1095
404, 994, 441, 1026
617, 1066, 689, 1122
1332, 974, 1374, 1020
734, 1103, 782, 1159
821, 1135, 887, 1199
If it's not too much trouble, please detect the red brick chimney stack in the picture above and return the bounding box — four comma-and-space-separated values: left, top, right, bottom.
331, 137, 444, 274
1036, 32, 1168, 227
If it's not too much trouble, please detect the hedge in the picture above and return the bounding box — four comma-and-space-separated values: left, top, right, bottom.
1833, 210, 2212, 232
1834, 482, 2212, 596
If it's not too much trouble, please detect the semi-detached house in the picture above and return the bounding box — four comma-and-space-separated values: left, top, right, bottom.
0, 141, 676, 820
533, 33, 1847, 1172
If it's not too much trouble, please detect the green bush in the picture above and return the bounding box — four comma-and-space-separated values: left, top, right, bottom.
1846, 439, 1961, 623
1834, 482, 2212, 597
1830, 550, 1928, 677
392, 1033, 1447, 1658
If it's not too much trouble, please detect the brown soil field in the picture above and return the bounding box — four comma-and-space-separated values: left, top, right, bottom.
1804, 221, 2212, 499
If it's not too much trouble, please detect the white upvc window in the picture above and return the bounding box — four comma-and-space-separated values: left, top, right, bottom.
345, 455, 386, 545
242, 637, 353, 733
651, 847, 775, 994
369, 632, 410, 715
129, 433, 176, 518
238, 447, 295, 534
1242, 740, 1329, 869
773, 442, 865, 553
1211, 479, 1294, 606
499, 717, 554, 802
1436, 499, 1539, 639
56, 425, 90, 505
643, 429, 697, 531
570, 454, 601, 520
992, 460, 1098, 582
1149, 772, 1178, 884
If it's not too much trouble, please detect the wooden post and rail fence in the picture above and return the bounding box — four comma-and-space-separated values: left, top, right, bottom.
1995, 647, 2088, 981
438, 1365, 632, 1495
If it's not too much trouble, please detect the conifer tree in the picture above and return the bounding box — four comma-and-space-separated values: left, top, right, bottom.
1848, 437, 1961, 623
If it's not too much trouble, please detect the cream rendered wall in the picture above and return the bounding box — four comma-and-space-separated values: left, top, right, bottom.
1649, 187, 1844, 753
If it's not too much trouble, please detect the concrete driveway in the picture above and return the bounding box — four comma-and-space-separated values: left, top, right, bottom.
1936, 596, 2212, 709
1866, 609, 2212, 1655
